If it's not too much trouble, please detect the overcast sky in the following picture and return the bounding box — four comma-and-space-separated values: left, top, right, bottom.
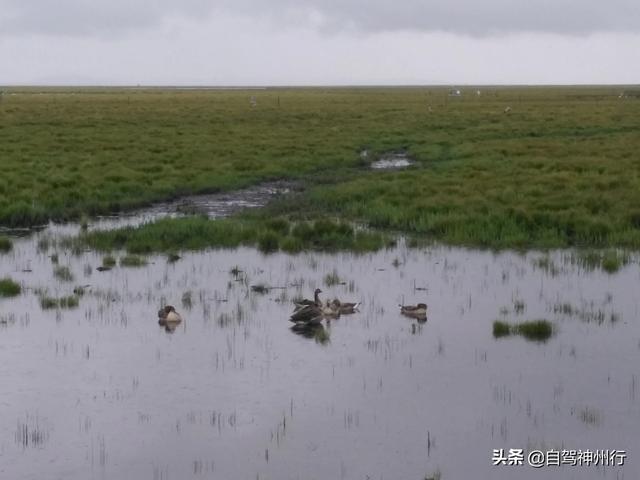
2, 0, 639, 85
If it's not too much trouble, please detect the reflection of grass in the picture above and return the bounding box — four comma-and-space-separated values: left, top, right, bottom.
567, 250, 630, 273
493, 320, 553, 342
39, 295, 79, 309
0, 236, 12, 253
0, 278, 21, 297
250, 284, 270, 294
424, 470, 442, 480
579, 407, 601, 426
552, 301, 619, 325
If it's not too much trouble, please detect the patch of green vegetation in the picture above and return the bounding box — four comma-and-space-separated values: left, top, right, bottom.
567, 249, 630, 273
0, 278, 21, 297
77, 217, 389, 254
0, 236, 12, 253
167, 252, 181, 263
120, 255, 147, 267
257, 231, 280, 253
102, 255, 117, 267
516, 320, 553, 341
492, 321, 511, 338
324, 270, 343, 287
493, 319, 553, 342
39, 295, 79, 309
3, 87, 640, 249
53, 265, 74, 282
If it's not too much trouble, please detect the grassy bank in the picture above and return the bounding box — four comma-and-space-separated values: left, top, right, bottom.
2, 86, 640, 248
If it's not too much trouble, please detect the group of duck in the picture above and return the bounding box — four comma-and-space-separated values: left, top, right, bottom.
157, 288, 427, 332
289, 288, 427, 327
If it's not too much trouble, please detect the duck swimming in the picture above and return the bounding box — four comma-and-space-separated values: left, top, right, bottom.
158, 305, 183, 325
330, 298, 361, 314
400, 303, 427, 318
293, 288, 323, 311
289, 297, 339, 326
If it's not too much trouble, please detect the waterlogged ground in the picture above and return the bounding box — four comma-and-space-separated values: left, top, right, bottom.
1, 224, 639, 479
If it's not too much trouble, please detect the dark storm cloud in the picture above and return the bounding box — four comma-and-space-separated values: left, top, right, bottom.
2, 0, 639, 37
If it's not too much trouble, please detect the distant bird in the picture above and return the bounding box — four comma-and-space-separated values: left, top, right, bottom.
504, 106, 512, 114
400, 303, 428, 318
293, 288, 323, 311
330, 298, 361, 314
158, 305, 183, 325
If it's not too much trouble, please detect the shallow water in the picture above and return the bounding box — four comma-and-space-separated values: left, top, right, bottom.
370, 152, 414, 170
0, 226, 639, 479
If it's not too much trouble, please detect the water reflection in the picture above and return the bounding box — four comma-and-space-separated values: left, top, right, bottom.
290, 322, 331, 345
0, 226, 638, 479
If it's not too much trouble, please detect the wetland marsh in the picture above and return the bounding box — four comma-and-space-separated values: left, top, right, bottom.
0, 87, 639, 479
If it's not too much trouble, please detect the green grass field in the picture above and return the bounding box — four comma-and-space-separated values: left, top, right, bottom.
2, 86, 639, 248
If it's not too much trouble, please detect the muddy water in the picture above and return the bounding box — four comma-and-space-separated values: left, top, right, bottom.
1, 227, 639, 479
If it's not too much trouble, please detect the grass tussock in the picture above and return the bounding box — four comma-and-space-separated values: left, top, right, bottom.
77, 217, 389, 254
120, 255, 147, 267
0, 236, 12, 253
493, 319, 553, 342
53, 265, 74, 282
102, 255, 117, 268
39, 295, 79, 309
0, 278, 21, 297
324, 270, 343, 287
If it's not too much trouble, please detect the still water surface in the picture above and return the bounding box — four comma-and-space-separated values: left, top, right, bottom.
0, 222, 638, 479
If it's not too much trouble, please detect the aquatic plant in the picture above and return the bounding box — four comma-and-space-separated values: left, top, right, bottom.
492, 321, 511, 338
493, 320, 553, 342
324, 270, 342, 287
567, 249, 630, 273
120, 255, 147, 267
102, 255, 117, 268
167, 252, 181, 263
53, 266, 74, 282
39, 295, 79, 309
0, 236, 12, 253
0, 278, 21, 297
517, 320, 553, 341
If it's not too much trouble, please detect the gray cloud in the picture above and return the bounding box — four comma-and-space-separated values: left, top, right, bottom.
2, 0, 640, 37
0, 0, 211, 36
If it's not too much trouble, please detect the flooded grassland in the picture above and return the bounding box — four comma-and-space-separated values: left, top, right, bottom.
0, 219, 638, 479
1, 87, 639, 479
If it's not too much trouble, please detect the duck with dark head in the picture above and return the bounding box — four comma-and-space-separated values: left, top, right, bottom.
158, 305, 183, 325
293, 288, 323, 311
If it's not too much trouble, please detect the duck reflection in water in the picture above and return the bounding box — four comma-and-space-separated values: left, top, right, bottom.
290, 322, 330, 345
